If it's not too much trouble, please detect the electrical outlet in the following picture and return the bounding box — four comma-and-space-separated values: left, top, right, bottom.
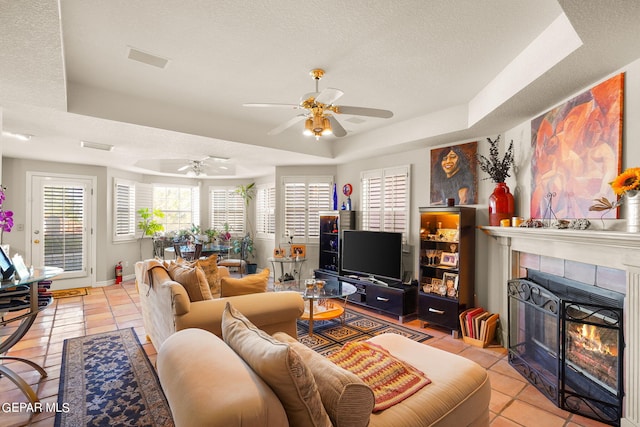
124, 261, 129, 268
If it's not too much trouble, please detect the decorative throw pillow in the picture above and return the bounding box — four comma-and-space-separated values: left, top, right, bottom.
273, 332, 374, 427
220, 268, 269, 297
174, 256, 193, 266
222, 302, 332, 427
167, 262, 212, 302
194, 254, 221, 297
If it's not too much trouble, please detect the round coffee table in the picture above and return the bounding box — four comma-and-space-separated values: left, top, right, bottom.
277, 280, 356, 336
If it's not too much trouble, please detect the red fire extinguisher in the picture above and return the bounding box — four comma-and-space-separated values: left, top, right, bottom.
115, 261, 123, 284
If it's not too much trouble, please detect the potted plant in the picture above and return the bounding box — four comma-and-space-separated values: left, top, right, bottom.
235, 182, 257, 272
204, 227, 219, 244
137, 208, 164, 259
174, 228, 192, 243
190, 224, 208, 243
477, 135, 515, 226
232, 233, 257, 274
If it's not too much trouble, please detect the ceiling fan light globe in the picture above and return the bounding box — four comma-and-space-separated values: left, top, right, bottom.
321, 117, 332, 135
303, 118, 314, 135
312, 115, 325, 133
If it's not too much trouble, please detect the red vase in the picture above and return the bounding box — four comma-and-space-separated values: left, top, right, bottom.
489, 182, 515, 226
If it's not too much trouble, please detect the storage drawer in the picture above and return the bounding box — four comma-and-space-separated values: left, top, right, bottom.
366, 285, 404, 315
418, 294, 459, 330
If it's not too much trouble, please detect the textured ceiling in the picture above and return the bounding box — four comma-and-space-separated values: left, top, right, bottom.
1, 0, 640, 178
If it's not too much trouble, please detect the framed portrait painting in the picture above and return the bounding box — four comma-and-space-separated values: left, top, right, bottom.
530, 73, 623, 219
430, 141, 478, 205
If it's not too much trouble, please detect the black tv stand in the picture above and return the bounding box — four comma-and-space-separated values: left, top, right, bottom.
314, 270, 417, 322
361, 276, 390, 286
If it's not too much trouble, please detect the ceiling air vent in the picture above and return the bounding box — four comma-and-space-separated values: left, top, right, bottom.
127, 47, 169, 69
80, 140, 114, 152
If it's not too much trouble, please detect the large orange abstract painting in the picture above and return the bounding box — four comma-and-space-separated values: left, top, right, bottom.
530, 73, 623, 219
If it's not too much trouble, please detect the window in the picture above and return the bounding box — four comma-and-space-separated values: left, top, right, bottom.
153, 185, 200, 233
282, 176, 332, 243
361, 165, 410, 241
209, 187, 245, 234
113, 179, 136, 241
256, 184, 275, 237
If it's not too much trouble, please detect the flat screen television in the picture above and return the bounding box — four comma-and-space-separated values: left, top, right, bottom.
341, 230, 402, 283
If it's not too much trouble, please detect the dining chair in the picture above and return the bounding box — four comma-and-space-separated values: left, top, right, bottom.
172, 243, 183, 259
193, 243, 203, 260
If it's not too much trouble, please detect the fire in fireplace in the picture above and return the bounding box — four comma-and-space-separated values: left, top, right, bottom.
508, 270, 624, 426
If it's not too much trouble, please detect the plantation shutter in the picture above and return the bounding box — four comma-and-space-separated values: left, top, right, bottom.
209, 188, 245, 234
307, 182, 331, 238
361, 165, 410, 242
283, 181, 306, 239
43, 184, 86, 272
191, 186, 200, 228
256, 184, 275, 236
283, 176, 332, 243
383, 167, 409, 237
114, 179, 136, 240
362, 171, 382, 231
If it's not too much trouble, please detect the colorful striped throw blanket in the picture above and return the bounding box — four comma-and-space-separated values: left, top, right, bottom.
328, 341, 431, 411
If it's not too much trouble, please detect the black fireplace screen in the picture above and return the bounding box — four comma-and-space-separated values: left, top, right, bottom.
508, 273, 624, 426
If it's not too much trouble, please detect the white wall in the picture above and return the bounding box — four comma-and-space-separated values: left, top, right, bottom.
336, 57, 640, 321
3, 57, 639, 292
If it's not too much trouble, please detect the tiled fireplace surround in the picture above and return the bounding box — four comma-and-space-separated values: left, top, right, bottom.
483, 226, 640, 427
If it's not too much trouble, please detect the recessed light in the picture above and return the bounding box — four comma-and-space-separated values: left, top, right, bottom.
80, 140, 114, 152
2, 131, 32, 141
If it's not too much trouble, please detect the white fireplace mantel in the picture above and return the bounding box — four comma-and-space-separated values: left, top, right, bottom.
480, 226, 640, 271
481, 226, 640, 427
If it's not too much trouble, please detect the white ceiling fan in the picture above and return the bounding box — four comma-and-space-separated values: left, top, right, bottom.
243, 69, 393, 139
134, 156, 233, 177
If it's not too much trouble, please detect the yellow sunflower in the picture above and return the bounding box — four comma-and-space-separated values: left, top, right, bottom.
610, 167, 640, 195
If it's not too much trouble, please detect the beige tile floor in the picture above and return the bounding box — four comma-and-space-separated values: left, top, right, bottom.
0, 278, 611, 427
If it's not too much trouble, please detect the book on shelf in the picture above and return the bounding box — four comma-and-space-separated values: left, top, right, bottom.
480, 313, 499, 343
459, 308, 500, 346
464, 307, 485, 339
473, 311, 490, 339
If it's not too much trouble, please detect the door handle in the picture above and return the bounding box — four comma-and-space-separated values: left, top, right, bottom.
429, 308, 445, 315
33, 239, 40, 244
376, 297, 389, 302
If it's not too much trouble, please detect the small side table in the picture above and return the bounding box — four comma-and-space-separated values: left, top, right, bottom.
268, 257, 306, 285
0, 266, 63, 404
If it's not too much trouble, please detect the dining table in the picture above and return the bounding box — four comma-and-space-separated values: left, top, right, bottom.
163, 243, 231, 259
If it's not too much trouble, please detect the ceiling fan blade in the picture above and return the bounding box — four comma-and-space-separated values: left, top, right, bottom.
315, 88, 344, 105
334, 105, 394, 118
267, 114, 307, 135
243, 103, 300, 109
328, 116, 347, 137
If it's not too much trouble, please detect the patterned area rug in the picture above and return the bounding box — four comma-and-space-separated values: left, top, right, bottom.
55, 328, 174, 427
297, 308, 432, 356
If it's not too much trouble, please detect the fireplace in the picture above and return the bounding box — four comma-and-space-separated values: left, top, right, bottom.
508, 270, 624, 425
480, 226, 640, 427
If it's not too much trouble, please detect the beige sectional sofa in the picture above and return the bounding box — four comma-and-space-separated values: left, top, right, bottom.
134, 259, 304, 349
157, 314, 491, 427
